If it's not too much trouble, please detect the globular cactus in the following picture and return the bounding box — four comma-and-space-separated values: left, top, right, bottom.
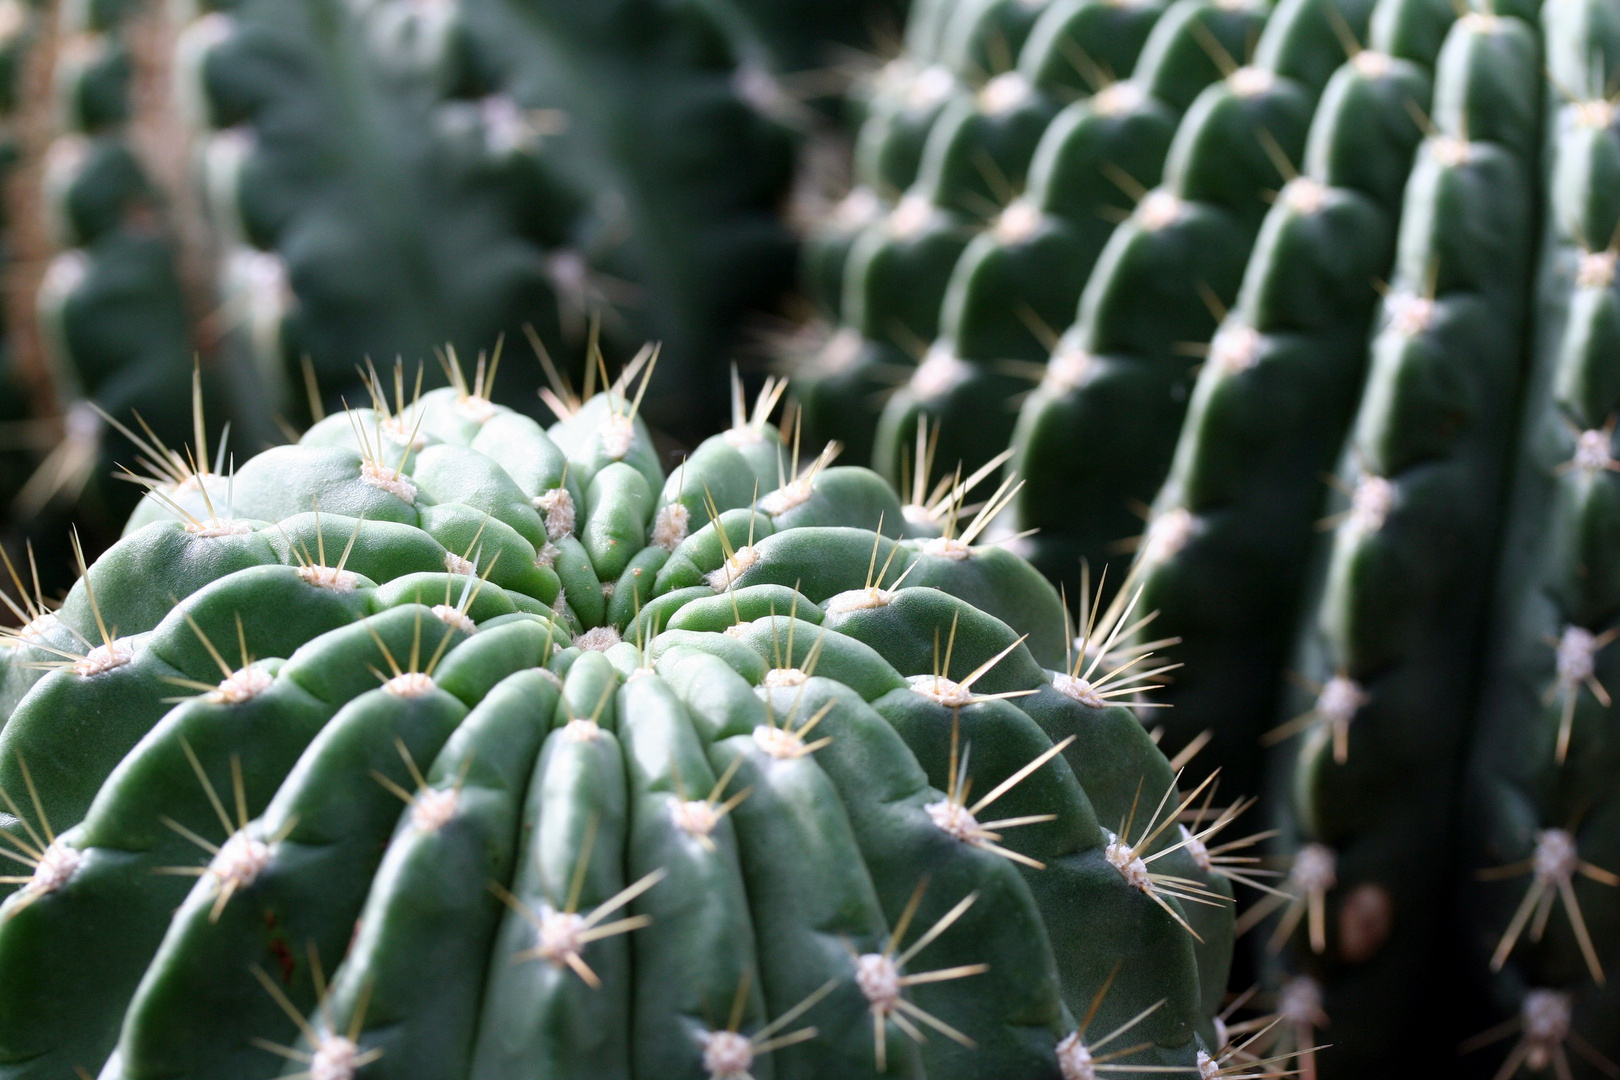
0, 369, 1239, 1080
1460, 0, 1620, 1070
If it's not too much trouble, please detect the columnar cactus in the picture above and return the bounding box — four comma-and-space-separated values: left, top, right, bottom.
794, 0, 1262, 466
1262, 4, 1540, 1070
1461, 0, 1620, 1068
0, 371, 1237, 1079
1117, 0, 1447, 793
1002, 0, 1375, 594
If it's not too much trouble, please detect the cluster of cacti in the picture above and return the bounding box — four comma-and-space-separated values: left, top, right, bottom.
0, 367, 1240, 1079
791, 0, 1620, 1074
1, 0, 911, 595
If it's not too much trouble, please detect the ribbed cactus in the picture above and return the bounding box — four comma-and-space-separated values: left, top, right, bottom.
1261, 4, 1540, 1070
0, 370, 1238, 1079
787, 0, 1620, 1074
794, 0, 1263, 467
1003, 0, 1375, 595
4, 0, 905, 573
1123, 0, 1446, 796
1461, 0, 1620, 1069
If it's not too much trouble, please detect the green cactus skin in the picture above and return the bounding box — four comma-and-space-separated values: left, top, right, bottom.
1261, 8, 1541, 1073
794, 0, 1184, 466
866, 0, 1274, 490
0, 377, 1234, 1079
1460, 0, 1620, 1069
1003, 0, 1376, 601
1115, 0, 1448, 794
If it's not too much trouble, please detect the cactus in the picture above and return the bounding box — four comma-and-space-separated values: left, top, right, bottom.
1115, 0, 1447, 793
793, 0, 1263, 467
4, 0, 901, 561
0, 369, 1237, 1079
1002, 0, 1378, 596
1460, 0, 1620, 1070
1259, 5, 1541, 1071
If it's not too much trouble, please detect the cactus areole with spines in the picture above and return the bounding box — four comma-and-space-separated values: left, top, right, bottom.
0, 365, 1237, 1079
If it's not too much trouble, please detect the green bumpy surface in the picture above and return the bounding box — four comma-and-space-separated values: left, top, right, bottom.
1118, 0, 1448, 795
1266, 5, 1540, 1073
0, 381, 1232, 1079
1004, 0, 1376, 599
1462, 0, 1620, 1062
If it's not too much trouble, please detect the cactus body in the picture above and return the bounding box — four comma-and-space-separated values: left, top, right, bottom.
0, 377, 1232, 1079
1117, 0, 1446, 791
1460, 0, 1620, 1068
1004, 0, 1375, 596
1265, 8, 1541, 1070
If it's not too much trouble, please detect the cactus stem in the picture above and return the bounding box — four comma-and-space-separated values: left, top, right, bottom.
925, 713, 1070, 868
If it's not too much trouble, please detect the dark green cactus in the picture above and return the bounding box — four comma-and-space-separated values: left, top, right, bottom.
1461, 0, 1620, 1070
0, 371, 1237, 1079
1261, 5, 1541, 1072
1116, 0, 1447, 795
870, 0, 1304, 496
1003, 0, 1376, 597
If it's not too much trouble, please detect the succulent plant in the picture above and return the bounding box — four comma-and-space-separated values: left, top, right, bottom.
788, 0, 1620, 1074
0, 369, 1239, 1079
1259, 2, 1541, 1070
1458, 0, 1620, 1070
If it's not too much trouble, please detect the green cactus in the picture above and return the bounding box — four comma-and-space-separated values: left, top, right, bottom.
1112, 0, 1448, 793
0, 371, 1238, 1079
794, 0, 1272, 468
1460, 0, 1620, 1069
870, 0, 1311, 493
1258, 5, 1541, 1072
1002, 0, 1377, 597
